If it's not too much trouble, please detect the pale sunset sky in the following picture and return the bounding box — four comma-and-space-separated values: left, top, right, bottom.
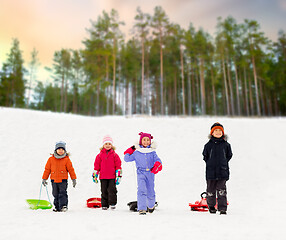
0, 0, 286, 81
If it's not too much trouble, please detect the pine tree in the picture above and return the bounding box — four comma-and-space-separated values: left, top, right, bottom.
52, 49, 71, 112
134, 7, 150, 114
0, 38, 26, 107
26, 48, 40, 108
151, 6, 169, 115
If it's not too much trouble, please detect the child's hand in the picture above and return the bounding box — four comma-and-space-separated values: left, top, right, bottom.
42, 179, 48, 186
151, 161, 162, 174
115, 169, 122, 185
124, 146, 136, 155
92, 170, 99, 183
115, 177, 121, 185
72, 179, 77, 188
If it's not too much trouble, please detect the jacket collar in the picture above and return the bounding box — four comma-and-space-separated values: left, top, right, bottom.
210, 136, 225, 143
134, 142, 157, 153
101, 148, 114, 154
53, 151, 67, 159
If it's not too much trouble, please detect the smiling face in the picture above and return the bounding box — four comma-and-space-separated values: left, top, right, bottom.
56, 148, 65, 155
212, 128, 223, 138
141, 137, 151, 147
103, 142, 112, 150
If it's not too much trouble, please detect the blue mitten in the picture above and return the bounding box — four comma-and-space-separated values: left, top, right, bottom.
115, 169, 122, 185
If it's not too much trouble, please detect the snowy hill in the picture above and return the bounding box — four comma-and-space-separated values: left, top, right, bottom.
0, 107, 285, 240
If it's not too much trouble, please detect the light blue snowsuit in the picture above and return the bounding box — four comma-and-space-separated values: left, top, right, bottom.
124, 143, 162, 211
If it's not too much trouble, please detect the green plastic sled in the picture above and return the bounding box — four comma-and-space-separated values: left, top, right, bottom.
26, 199, 52, 210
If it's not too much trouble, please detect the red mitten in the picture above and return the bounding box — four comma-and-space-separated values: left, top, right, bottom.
151, 161, 162, 174
124, 146, 136, 155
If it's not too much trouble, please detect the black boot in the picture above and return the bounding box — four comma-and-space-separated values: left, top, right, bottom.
148, 206, 155, 213
209, 206, 217, 214
139, 210, 147, 215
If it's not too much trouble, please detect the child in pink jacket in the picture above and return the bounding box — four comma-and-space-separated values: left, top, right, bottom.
92, 135, 122, 210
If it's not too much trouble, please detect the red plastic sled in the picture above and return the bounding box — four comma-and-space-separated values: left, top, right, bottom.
189, 192, 229, 212
87, 197, 102, 208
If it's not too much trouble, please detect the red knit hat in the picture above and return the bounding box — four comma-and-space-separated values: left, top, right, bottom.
139, 132, 153, 145
210, 122, 224, 135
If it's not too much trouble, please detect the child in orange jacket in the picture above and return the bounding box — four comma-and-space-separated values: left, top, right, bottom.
42, 141, 77, 212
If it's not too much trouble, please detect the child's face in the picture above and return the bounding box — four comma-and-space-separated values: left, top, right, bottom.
212, 129, 223, 138
103, 142, 112, 150
56, 148, 65, 155
141, 137, 151, 147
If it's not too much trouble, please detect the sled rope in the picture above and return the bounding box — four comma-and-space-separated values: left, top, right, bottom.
45, 184, 52, 205
36, 183, 52, 208
36, 184, 43, 208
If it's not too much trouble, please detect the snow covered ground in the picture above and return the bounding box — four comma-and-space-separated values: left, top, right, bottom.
0, 107, 285, 240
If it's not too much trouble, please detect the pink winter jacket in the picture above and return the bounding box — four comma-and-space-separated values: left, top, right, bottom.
94, 148, 122, 179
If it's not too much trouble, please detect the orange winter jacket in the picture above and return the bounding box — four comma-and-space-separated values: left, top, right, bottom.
42, 155, 77, 183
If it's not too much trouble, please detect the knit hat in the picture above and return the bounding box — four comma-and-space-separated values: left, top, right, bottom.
55, 141, 66, 151
102, 135, 113, 145
210, 122, 224, 136
139, 132, 153, 145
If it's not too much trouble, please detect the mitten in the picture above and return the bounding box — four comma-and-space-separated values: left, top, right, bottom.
115, 169, 122, 185
151, 161, 162, 174
42, 179, 48, 186
92, 170, 99, 183
124, 146, 136, 155
72, 179, 77, 188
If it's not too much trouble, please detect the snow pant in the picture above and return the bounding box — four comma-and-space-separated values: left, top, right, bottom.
100, 179, 117, 208
51, 179, 68, 210
206, 179, 227, 211
137, 169, 156, 211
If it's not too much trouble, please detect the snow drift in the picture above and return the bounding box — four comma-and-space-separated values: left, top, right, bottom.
0, 107, 285, 240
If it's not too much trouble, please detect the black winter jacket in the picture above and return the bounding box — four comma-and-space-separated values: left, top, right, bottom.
202, 136, 233, 180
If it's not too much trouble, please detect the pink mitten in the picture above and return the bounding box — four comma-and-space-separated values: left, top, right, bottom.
124, 146, 136, 155
151, 161, 162, 174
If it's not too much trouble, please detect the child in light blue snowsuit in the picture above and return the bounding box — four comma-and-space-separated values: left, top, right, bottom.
124, 132, 162, 215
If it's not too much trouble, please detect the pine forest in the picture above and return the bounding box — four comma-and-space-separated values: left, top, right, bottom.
1, 7, 286, 117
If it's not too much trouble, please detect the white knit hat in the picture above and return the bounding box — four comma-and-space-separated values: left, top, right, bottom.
102, 135, 113, 145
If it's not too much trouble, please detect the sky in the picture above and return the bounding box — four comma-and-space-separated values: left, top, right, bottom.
0, 0, 286, 82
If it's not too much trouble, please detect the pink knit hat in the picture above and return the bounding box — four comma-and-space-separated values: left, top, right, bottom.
102, 135, 113, 145
139, 132, 153, 145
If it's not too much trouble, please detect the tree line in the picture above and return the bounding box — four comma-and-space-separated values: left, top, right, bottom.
1, 6, 286, 116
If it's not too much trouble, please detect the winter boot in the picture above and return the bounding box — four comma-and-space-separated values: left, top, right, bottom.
148, 206, 155, 213
139, 210, 147, 215
209, 206, 217, 214
60, 206, 68, 212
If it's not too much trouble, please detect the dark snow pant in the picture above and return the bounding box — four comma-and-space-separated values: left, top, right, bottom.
100, 179, 117, 208
51, 180, 68, 210
206, 179, 227, 211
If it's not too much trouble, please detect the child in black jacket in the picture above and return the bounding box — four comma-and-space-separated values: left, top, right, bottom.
202, 122, 233, 215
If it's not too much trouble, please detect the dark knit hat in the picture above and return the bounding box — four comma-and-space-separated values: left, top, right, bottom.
55, 141, 66, 151
139, 132, 153, 145
210, 122, 224, 135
